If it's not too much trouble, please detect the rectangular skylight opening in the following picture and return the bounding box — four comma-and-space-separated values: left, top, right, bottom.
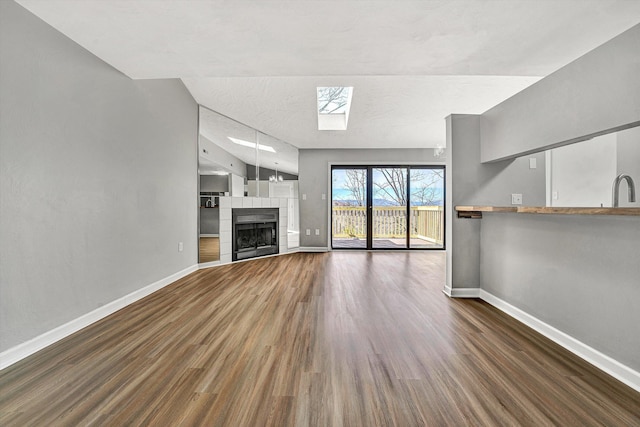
317, 87, 353, 130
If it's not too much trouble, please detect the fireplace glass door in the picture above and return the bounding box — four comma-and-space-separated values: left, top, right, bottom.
236, 223, 258, 254
256, 223, 276, 248
232, 208, 279, 261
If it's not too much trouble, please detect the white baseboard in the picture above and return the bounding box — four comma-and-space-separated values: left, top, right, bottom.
0, 264, 198, 371
442, 286, 481, 298
198, 260, 222, 269
298, 246, 330, 252
479, 289, 640, 393
7, 261, 638, 394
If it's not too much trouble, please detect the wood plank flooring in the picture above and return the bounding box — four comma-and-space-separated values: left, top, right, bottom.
199, 237, 220, 263
1, 252, 639, 426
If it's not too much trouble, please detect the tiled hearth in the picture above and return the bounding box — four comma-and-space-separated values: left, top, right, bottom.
218, 196, 289, 264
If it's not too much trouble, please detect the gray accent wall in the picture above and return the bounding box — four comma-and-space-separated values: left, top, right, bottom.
449, 24, 640, 371
481, 24, 640, 162
448, 114, 546, 288
200, 209, 220, 235
0, 1, 198, 352
200, 175, 229, 193
298, 148, 444, 248
481, 214, 640, 371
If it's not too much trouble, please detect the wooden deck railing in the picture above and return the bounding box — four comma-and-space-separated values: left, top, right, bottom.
332, 206, 444, 244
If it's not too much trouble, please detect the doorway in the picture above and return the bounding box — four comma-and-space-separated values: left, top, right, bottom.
331, 165, 445, 250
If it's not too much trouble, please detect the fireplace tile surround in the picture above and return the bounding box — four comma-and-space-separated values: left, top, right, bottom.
218, 196, 290, 263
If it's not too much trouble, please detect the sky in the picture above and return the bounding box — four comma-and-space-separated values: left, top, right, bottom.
332, 168, 444, 206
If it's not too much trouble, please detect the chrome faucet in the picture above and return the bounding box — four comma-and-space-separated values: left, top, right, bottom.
612, 173, 636, 207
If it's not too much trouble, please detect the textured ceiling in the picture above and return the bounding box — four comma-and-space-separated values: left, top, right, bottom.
16, 0, 640, 152
184, 75, 541, 149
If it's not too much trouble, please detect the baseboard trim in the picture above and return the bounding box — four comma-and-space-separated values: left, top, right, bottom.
0, 264, 198, 371
479, 289, 640, 393
198, 260, 222, 269
443, 286, 481, 298
8, 261, 637, 393
298, 246, 330, 252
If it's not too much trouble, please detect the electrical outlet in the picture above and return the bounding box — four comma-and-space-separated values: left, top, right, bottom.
321, 193, 326, 200
552, 191, 558, 200
511, 194, 523, 205
178, 242, 183, 252
529, 158, 537, 169
305, 229, 311, 236
315, 229, 320, 235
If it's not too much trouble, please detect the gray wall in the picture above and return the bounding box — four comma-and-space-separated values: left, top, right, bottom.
199, 176, 224, 234
298, 148, 444, 248
616, 126, 640, 208
450, 25, 640, 372
450, 115, 546, 207
481, 24, 640, 162
0, 1, 198, 352
199, 135, 246, 177
200, 175, 229, 193
448, 114, 546, 288
481, 214, 640, 371
200, 209, 219, 235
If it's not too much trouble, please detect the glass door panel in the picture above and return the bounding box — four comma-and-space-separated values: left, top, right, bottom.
331, 165, 445, 251
331, 167, 368, 249
372, 167, 408, 249
409, 167, 445, 249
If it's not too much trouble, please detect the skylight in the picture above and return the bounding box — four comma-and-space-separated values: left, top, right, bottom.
317, 87, 353, 130
228, 137, 276, 153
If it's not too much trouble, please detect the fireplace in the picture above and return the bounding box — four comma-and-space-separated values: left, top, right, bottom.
232, 208, 279, 261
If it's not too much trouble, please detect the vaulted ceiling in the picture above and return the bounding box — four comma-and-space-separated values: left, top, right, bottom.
16, 0, 640, 150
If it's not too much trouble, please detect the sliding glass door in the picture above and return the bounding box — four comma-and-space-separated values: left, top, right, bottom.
332, 167, 368, 249
331, 165, 445, 250
409, 167, 445, 248
372, 167, 408, 249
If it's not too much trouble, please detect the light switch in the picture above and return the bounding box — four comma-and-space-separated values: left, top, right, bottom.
302, 194, 307, 200
322, 193, 326, 200
315, 229, 320, 235
305, 229, 311, 236
529, 158, 537, 169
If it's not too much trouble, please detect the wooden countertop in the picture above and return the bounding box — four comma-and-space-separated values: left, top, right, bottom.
455, 205, 640, 217
455, 206, 517, 213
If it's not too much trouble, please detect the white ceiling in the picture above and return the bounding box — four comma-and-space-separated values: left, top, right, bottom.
184, 75, 541, 149
16, 0, 640, 150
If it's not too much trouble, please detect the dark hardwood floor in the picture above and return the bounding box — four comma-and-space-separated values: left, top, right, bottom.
1, 252, 638, 426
